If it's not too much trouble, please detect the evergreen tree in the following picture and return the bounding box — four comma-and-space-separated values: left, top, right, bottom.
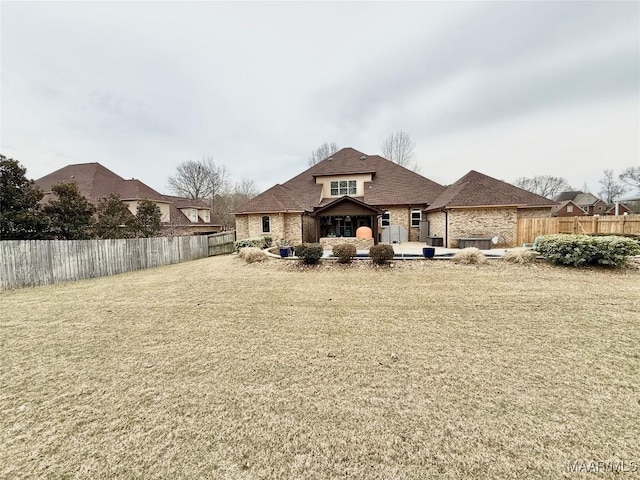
135, 199, 162, 237
94, 194, 136, 239
43, 181, 95, 240
0, 155, 48, 239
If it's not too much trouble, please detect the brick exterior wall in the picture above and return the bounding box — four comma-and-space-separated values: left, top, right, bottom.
282, 214, 303, 244
236, 213, 303, 244
235, 215, 249, 239
425, 211, 446, 239
448, 207, 518, 248
378, 206, 422, 242
517, 208, 553, 218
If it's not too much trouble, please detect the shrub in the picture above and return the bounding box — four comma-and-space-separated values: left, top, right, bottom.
503, 248, 539, 265
293, 244, 307, 258
239, 247, 268, 264
369, 244, 394, 265
276, 238, 293, 247
535, 234, 640, 267
234, 235, 272, 251
295, 243, 323, 265
332, 243, 357, 264
451, 247, 487, 265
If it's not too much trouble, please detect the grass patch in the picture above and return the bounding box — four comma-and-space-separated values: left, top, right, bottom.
1, 257, 639, 478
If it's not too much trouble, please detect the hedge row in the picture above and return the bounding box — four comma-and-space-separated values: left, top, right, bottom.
234, 235, 273, 251
534, 234, 640, 267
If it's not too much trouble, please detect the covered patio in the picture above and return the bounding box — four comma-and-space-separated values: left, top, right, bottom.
309, 196, 382, 244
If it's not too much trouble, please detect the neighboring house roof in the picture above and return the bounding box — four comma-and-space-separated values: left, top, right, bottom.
620, 191, 640, 202
572, 192, 602, 207
162, 195, 210, 209
604, 202, 631, 214
550, 200, 585, 215
233, 147, 446, 214
36, 163, 150, 203
35, 163, 218, 227
554, 191, 604, 207
555, 191, 584, 202
427, 170, 557, 211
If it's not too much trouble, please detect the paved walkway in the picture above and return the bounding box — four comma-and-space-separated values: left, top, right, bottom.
268, 242, 510, 259
387, 242, 507, 257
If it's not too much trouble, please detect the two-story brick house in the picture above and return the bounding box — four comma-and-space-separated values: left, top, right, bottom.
233, 148, 445, 246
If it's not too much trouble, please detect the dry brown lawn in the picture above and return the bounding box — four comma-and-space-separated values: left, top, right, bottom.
1, 256, 639, 479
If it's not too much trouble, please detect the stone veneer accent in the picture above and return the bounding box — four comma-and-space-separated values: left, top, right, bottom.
319, 237, 375, 250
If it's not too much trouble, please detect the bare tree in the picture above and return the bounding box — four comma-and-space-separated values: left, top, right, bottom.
513, 175, 573, 199
213, 178, 260, 229
308, 142, 339, 166
232, 178, 259, 200
380, 131, 419, 171
167, 157, 228, 200
619, 166, 640, 190
599, 169, 628, 203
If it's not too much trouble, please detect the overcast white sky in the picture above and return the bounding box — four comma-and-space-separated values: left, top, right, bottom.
1, 1, 638, 196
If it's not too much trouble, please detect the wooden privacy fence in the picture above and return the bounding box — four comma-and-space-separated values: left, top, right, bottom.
0, 236, 210, 290
208, 231, 236, 256
517, 215, 640, 245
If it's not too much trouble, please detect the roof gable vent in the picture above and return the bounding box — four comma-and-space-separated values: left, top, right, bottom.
360, 155, 367, 160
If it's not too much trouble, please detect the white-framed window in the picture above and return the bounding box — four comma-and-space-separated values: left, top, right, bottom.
261, 215, 270, 233
382, 210, 391, 227
330, 180, 357, 196
190, 209, 198, 222
411, 209, 422, 227
566, 205, 573, 213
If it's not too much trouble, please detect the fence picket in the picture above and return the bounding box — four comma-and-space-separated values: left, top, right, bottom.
0, 235, 213, 290
517, 215, 640, 245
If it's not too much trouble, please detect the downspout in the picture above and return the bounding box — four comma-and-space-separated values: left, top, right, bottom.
444, 209, 449, 248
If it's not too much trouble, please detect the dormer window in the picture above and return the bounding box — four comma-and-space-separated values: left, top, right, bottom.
330, 180, 357, 196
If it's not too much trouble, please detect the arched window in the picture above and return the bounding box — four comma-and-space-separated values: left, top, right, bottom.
261, 215, 270, 233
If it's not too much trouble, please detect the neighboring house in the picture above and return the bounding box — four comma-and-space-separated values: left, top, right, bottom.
35, 163, 221, 235
233, 148, 446, 246
551, 200, 587, 217
555, 191, 608, 216
425, 170, 556, 248
604, 203, 632, 215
